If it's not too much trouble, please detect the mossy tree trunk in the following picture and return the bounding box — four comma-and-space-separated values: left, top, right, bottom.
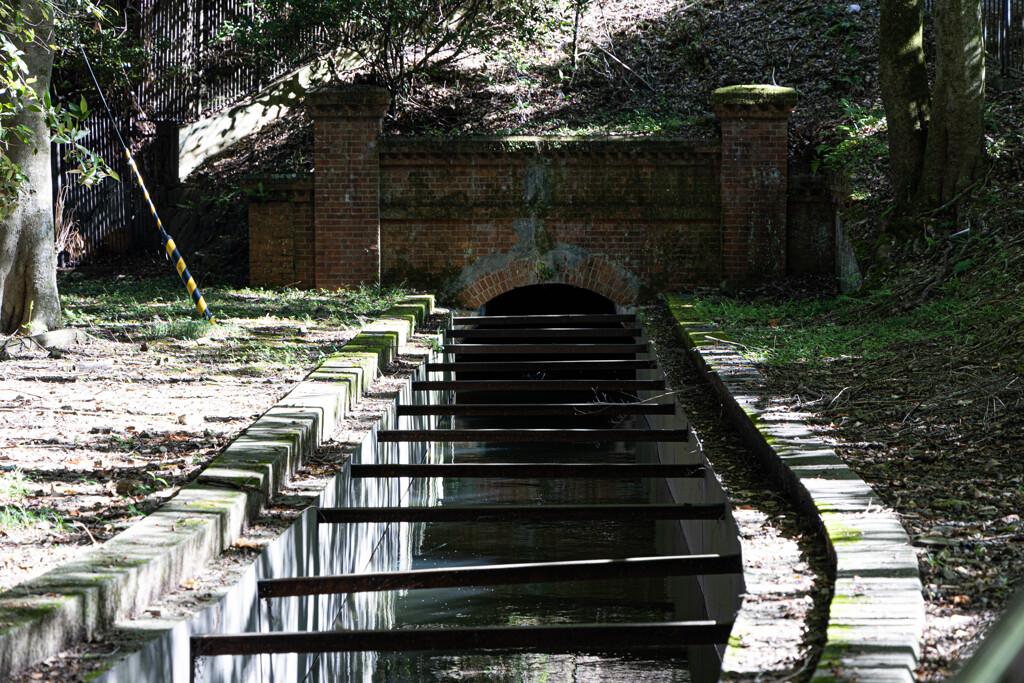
0, 0, 62, 335
917, 0, 986, 207
878, 0, 987, 217
878, 0, 930, 207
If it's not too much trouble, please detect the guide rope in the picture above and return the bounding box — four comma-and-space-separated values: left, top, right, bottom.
77, 47, 214, 323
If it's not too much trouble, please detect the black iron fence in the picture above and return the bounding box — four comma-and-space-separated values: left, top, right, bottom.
51, 117, 137, 267
52, 0, 324, 265
923, 0, 1024, 74
983, 0, 1024, 74
139, 0, 324, 121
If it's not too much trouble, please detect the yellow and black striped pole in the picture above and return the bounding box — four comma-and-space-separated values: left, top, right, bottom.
80, 45, 213, 323
124, 153, 214, 322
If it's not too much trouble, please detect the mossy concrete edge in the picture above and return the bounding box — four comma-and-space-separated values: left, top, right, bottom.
664, 295, 924, 683
710, 85, 799, 109
0, 295, 435, 679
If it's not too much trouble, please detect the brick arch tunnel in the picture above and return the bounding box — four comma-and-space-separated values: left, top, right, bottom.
456, 255, 640, 311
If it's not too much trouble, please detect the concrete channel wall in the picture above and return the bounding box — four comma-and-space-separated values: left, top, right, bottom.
0, 295, 440, 681
637, 328, 745, 683
665, 296, 926, 683
99, 352, 446, 683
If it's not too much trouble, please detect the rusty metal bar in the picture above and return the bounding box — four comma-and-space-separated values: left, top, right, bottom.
447, 328, 640, 339
426, 360, 658, 373
443, 344, 647, 355
258, 553, 741, 598
412, 379, 665, 392
451, 314, 636, 326
191, 620, 732, 658
316, 503, 725, 524
349, 463, 705, 479
395, 403, 675, 417
376, 429, 690, 443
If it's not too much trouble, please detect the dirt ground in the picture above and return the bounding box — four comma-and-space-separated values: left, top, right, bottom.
696, 268, 1024, 681
0, 321, 338, 592
762, 342, 1024, 680
0, 270, 413, 595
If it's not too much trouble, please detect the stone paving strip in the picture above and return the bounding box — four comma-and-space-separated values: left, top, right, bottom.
666, 295, 925, 683
0, 295, 437, 679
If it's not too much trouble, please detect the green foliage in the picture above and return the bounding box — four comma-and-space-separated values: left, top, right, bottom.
137, 319, 221, 341
815, 100, 886, 171
813, 98, 887, 200
0, 0, 119, 217
51, 3, 150, 114
224, 0, 554, 95
0, 504, 69, 532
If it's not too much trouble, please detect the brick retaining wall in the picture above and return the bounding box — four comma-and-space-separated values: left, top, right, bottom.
247, 180, 315, 287
248, 85, 842, 303
379, 137, 722, 297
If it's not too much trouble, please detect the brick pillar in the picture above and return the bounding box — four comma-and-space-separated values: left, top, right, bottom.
712, 85, 798, 288
308, 86, 391, 289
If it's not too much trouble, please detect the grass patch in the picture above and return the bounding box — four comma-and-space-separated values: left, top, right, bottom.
136, 319, 220, 341
0, 504, 69, 533
57, 275, 411, 370
60, 277, 407, 328
0, 468, 30, 501
0, 469, 70, 533
693, 256, 1020, 369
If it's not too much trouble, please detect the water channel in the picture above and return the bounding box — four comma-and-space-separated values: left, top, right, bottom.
316, 286, 737, 682
347, 410, 697, 682
102, 288, 740, 683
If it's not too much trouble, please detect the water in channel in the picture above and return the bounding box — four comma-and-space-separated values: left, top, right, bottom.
342, 395, 697, 682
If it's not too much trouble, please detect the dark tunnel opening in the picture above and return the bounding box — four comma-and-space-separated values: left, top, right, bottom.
480, 284, 618, 316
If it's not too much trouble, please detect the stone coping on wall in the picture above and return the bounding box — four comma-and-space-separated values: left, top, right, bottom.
380, 203, 722, 222
0, 294, 437, 679
379, 135, 720, 159
710, 85, 799, 111
664, 295, 925, 683
241, 175, 314, 201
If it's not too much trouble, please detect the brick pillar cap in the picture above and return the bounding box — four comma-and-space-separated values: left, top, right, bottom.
711, 85, 798, 113
307, 85, 391, 117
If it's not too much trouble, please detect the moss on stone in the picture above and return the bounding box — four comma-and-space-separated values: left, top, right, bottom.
0, 599, 67, 635
349, 334, 395, 348
820, 512, 863, 545
711, 85, 799, 108
830, 592, 870, 606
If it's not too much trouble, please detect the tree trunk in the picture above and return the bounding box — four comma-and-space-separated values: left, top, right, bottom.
0, 0, 62, 335
915, 0, 986, 207
878, 0, 931, 207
